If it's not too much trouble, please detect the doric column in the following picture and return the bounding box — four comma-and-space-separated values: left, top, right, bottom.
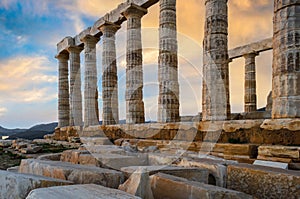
99, 22, 120, 125
202, 0, 230, 121
81, 35, 100, 126
157, 0, 180, 123
68, 46, 83, 126
122, 4, 147, 124
56, 52, 70, 128
244, 53, 257, 112
272, 0, 300, 118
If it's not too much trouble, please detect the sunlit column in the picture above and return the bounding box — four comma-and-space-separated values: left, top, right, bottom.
56, 52, 70, 127
81, 35, 100, 126
122, 4, 147, 124
244, 53, 257, 112
158, 0, 180, 123
68, 46, 83, 126
99, 22, 120, 125
202, 0, 231, 121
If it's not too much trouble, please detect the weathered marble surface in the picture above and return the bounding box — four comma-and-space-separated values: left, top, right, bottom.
150, 173, 254, 199
26, 184, 141, 199
119, 168, 154, 199
227, 163, 300, 198
0, 170, 72, 199
19, 159, 124, 188
121, 165, 208, 183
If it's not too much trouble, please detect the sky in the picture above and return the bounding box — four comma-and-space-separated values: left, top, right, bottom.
0, 0, 274, 128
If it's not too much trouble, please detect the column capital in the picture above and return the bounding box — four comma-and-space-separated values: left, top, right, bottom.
243, 52, 259, 59
99, 21, 121, 34
80, 34, 100, 44
67, 45, 84, 54
55, 52, 69, 61
121, 3, 147, 19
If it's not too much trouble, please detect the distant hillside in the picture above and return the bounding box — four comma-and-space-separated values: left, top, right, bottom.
0, 126, 27, 136
6, 122, 58, 140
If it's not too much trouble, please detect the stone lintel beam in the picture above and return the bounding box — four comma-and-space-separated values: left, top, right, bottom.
57, 1, 160, 51
229, 38, 273, 60
57, 36, 74, 55
74, 27, 92, 46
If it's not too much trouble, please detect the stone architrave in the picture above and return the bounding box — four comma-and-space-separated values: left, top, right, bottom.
157, 0, 180, 123
272, 0, 300, 118
99, 22, 120, 125
68, 46, 84, 126
56, 52, 70, 128
81, 35, 100, 127
202, 0, 231, 121
244, 53, 258, 112
122, 4, 147, 124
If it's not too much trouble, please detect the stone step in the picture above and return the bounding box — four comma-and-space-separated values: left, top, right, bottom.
150, 173, 254, 199
0, 170, 72, 199
121, 165, 209, 184
19, 159, 124, 188
26, 184, 141, 199
258, 145, 300, 162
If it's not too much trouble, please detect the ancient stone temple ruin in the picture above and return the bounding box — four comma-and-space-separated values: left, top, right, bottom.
24, 0, 298, 198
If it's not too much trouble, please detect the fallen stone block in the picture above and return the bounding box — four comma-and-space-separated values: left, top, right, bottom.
150, 173, 254, 199
227, 163, 300, 198
148, 153, 180, 165
80, 136, 113, 145
93, 153, 148, 170
19, 159, 124, 188
0, 170, 72, 199
119, 168, 154, 199
253, 160, 288, 169
177, 158, 234, 187
6, 166, 19, 172
0, 140, 12, 147
37, 153, 62, 161
20, 145, 42, 154
26, 184, 141, 199
121, 165, 208, 183
257, 155, 292, 163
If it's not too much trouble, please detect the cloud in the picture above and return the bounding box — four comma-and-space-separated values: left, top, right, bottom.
0, 55, 57, 103
0, 107, 7, 117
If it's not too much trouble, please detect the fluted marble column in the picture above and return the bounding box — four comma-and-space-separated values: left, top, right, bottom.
272, 0, 300, 118
56, 52, 70, 127
244, 53, 257, 112
122, 4, 147, 124
100, 22, 120, 125
68, 46, 83, 126
158, 0, 180, 123
81, 35, 100, 126
202, 0, 230, 121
